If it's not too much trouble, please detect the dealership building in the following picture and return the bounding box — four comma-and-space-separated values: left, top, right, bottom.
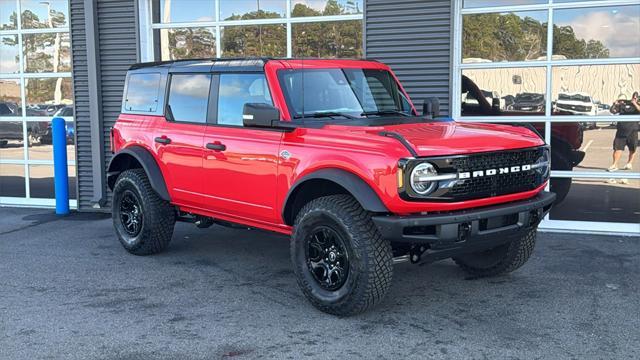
0, 0, 638, 235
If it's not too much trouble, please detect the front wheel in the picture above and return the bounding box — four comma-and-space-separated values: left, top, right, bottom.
291, 195, 393, 316
453, 227, 537, 278
112, 168, 175, 255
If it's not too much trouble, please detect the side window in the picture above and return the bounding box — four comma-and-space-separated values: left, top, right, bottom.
124, 73, 161, 112
217, 73, 272, 126
167, 74, 211, 123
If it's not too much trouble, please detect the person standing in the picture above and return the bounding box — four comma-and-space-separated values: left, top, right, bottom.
608, 92, 639, 172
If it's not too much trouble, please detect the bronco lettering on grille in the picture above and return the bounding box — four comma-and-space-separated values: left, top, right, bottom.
459, 164, 533, 179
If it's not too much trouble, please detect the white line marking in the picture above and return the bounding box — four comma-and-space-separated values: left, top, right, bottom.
580, 139, 594, 152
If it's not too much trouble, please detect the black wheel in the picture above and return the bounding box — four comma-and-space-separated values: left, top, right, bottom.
453, 227, 537, 278
112, 168, 175, 255
291, 194, 393, 316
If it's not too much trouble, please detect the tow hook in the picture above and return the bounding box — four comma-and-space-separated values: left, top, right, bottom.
458, 222, 472, 242
409, 245, 427, 264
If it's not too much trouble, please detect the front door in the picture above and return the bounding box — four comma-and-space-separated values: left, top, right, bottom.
201, 72, 282, 223
155, 73, 211, 207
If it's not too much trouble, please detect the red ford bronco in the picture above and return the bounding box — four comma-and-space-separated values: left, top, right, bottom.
108, 58, 555, 316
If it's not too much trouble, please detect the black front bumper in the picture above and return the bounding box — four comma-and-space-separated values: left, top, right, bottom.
372, 191, 556, 262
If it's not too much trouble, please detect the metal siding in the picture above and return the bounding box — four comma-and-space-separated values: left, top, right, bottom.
365, 0, 452, 115
71, 0, 138, 210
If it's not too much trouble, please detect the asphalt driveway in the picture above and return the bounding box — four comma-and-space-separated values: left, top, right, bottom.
0, 208, 638, 359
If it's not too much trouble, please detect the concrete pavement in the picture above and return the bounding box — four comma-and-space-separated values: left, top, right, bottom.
0, 207, 638, 359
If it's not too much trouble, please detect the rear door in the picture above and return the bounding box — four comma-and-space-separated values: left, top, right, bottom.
201, 72, 283, 223
155, 73, 211, 207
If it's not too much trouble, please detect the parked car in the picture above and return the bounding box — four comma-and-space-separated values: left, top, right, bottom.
555, 92, 597, 116
38, 106, 75, 145
108, 59, 555, 316
509, 93, 545, 113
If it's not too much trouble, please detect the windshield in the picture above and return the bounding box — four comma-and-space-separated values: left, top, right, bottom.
558, 93, 590, 102
516, 93, 544, 102
277, 68, 413, 119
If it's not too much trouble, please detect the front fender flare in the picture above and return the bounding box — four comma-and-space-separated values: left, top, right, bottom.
282, 168, 389, 224
107, 146, 170, 201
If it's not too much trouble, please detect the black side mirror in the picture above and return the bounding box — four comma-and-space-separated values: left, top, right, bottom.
423, 97, 440, 118
242, 103, 280, 128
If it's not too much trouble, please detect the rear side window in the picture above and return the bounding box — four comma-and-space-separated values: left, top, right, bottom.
167, 74, 211, 123
124, 73, 161, 112
217, 73, 271, 126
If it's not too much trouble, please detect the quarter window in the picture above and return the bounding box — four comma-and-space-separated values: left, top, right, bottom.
167, 74, 211, 123
125, 73, 161, 112
217, 73, 272, 126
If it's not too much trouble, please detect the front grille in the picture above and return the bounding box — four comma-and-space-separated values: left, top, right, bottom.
403, 146, 547, 201
447, 147, 545, 200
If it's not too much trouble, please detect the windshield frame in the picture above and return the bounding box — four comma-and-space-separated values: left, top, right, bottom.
276, 68, 416, 120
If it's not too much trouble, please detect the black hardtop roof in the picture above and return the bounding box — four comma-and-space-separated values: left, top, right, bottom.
128, 57, 379, 71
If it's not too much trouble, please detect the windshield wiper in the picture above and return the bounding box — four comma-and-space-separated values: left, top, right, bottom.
295, 111, 359, 120
361, 110, 409, 117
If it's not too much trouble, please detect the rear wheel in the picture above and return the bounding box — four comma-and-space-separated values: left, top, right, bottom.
453, 227, 537, 277
112, 168, 175, 255
291, 194, 393, 316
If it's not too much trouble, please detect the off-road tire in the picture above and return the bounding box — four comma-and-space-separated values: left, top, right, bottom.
453, 227, 537, 277
112, 168, 175, 255
291, 194, 393, 316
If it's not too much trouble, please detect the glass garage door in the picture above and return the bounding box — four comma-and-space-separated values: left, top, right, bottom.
453, 0, 640, 235
0, 0, 76, 207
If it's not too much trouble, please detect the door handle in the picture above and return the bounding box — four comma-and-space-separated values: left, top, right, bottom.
206, 142, 226, 151
154, 136, 171, 145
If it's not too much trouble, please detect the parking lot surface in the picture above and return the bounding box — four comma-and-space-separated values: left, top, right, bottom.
1, 207, 639, 359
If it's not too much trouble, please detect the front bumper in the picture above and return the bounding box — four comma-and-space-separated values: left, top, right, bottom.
372, 191, 556, 262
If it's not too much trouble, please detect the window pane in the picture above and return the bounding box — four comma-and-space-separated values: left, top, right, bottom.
0, 35, 20, 73
463, 0, 546, 8
218, 73, 271, 126
151, 0, 214, 23
156, 27, 216, 61
28, 164, 53, 198
0, 164, 25, 197
462, 11, 547, 63
291, 0, 363, 17
220, 0, 286, 20
292, 20, 362, 58
0, 0, 17, 30
124, 73, 161, 112
20, 0, 68, 29
0, 79, 22, 116
221, 24, 286, 57
27, 119, 75, 162
0, 121, 24, 159
551, 121, 638, 175
550, 177, 639, 223
168, 74, 210, 123
25, 77, 73, 116
553, 5, 639, 60
23, 32, 71, 73
552, 64, 640, 116
461, 68, 546, 116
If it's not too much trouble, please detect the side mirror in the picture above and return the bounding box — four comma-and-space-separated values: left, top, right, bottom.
242, 103, 280, 128
423, 97, 440, 118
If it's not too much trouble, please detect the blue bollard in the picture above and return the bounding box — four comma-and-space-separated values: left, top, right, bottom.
52, 117, 69, 215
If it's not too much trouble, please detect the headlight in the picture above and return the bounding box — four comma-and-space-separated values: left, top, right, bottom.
533, 148, 550, 179
410, 162, 438, 195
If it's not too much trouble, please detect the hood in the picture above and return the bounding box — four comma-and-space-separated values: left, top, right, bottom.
364, 121, 544, 157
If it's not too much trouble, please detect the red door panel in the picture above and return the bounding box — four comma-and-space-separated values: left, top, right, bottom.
201, 126, 282, 223
156, 121, 206, 207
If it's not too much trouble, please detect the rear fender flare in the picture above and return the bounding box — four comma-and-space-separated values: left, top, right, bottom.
107, 146, 170, 201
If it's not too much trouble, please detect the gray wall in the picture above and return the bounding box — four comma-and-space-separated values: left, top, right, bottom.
365, 0, 452, 115
71, 0, 138, 210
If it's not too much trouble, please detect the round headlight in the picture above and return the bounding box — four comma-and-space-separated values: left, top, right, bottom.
410, 162, 438, 195
536, 149, 550, 179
